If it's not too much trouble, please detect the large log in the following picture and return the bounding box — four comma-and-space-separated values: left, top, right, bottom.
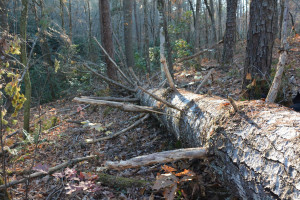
138, 88, 300, 200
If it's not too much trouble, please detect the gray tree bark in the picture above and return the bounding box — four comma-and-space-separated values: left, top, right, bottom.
0, 0, 8, 33
143, 0, 151, 73
138, 88, 300, 200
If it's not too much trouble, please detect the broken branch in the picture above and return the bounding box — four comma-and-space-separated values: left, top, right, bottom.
93, 37, 134, 87
161, 57, 176, 91
83, 64, 136, 93
80, 96, 139, 103
138, 86, 183, 112
194, 68, 215, 94
105, 147, 207, 170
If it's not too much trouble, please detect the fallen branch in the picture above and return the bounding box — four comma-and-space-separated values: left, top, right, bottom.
83, 64, 136, 93
97, 172, 151, 189
93, 37, 134, 87
105, 147, 207, 170
74, 97, 156, 113
129, 67, 142, 86
0, 155, 96, 190
86, 114, 150, 144
80, 96, 139, 103
138, 86, 183, 112
194, 68, 215, 94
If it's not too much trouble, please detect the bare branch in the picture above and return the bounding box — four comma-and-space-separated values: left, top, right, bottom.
194, 68, 215, 94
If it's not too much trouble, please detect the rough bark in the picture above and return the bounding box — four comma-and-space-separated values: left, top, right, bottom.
243, 0, 278, 98
60, 0, 65, 31
222, 0, 238, 65
69, 0, 72, 42
138, 88, 300, 199
99, 0, 117, 80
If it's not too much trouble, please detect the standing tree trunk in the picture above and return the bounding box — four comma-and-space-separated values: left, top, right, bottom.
0, 0, 8, 33
20, 0, 31, 133
222, 0, 238, 65
133, 1, 141, 52
157, 0, 173, 77
69, 0, 72, 42
143, 0, 151, 74
99, 0, 117, 81
243, 0, 278, 98
266, 0, 289, 103
278, 0, 285, 40
123, 0, 135, 69
195, 0, 201, 52
204, 0, 217, 43
218, 0, 222, 40
60, 0, 65, 31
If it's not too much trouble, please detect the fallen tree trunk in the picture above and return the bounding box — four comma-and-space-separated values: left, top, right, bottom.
138, 88, 300, 200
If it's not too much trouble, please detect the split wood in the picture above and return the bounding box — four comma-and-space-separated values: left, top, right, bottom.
138, 86, 183, 112
195, 68, 215, 94
105, 147, 207, 170
86, 114, 149, 144
0, 155, 97, 190
80, 96, 139, 103
83, 64, 136, 93
93, 37, 134, 87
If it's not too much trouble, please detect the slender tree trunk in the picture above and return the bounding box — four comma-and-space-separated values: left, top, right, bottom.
222, 0, 238, 65
123, 0, 135, 69
20, 0, 31, 133
157, 0, 173, 77
266, 0, 289, 103
218, 0, 222, 40
133, 1, 140, 52
204, 9, 209, 47
86, 0, 94, 61
143, 0, 151, 73
243, 0, 278, 98
195, 0, 201, 52
60, 0, 65, 31
204, 0, 217, 43
157, 0, 166, 81
69, 0, 72, 42
99, 0, 117, 81
279, 0, 285, 40
0, 0, 8, 33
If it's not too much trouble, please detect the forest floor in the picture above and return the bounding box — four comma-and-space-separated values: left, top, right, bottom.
3, 37, 300, 199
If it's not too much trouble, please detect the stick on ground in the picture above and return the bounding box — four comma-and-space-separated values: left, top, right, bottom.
0, 155, 96, 190
86, 114, 149, 143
